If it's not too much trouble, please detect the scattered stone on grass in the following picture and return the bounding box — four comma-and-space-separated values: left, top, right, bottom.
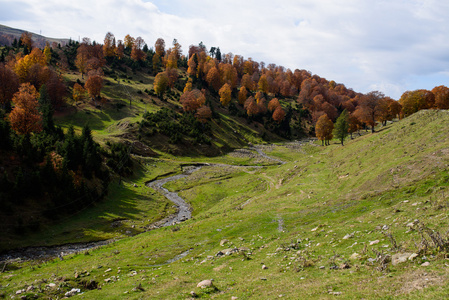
392, 253, 413, 266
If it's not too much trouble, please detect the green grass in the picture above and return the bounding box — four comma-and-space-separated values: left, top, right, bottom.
3, 108, 449, 298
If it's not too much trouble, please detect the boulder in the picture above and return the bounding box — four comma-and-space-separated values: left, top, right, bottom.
350, 253, 361, 260
408, 253, 419, 261
197, 279, 214, 288
392, 253, 413, 265
220, 239, 229, 246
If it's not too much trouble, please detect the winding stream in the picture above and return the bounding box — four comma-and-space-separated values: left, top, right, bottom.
0, 146, 286, 263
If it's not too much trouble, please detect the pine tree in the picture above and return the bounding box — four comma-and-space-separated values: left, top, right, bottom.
333, 110, 349, 145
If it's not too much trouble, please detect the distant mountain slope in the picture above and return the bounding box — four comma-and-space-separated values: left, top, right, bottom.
0, 24, 70, 47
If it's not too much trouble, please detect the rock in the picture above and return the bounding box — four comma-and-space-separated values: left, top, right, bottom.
220, 239, 229, 246
190, 291, 197, 297
16, 289, 24, 295
26, 285, 34, 292
392, 253, 413, 265
216, 251, 224, 257
382, 225, 389, 230
421, 262, 430, 267
48, 283, 56, 288
197, 279, 213, 288
343, 233, 354, 240
319, 266, 325, 269
262, 265, 268, 270
311, 227, 319, 232
408, 253, 419, 261
369, 240, 380, 245
238, 247, 251, 252
238, 237, 245, 241
232, 297, 238, 300
221, 248, 237, 255
340, 262, 350, 269
105, 268, 112, 273
65, 288, 81, 297
350, 253, 361, 260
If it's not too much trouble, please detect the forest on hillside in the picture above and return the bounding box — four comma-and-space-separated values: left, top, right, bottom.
1, 29, 449, 235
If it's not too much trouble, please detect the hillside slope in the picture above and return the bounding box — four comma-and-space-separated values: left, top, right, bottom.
2, 110, 449, 299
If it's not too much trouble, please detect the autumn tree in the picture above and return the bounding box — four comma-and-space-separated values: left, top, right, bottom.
131, 36, 145, 61
187, 54, 197, 77
75, 43, 89, 79
258, 74, 268, 93
244, 96, 258, 116
152, 53, 162, 72
206, 67, 222, 92
154, 71, 169, 99
348, 113, 362, 139
180, 89, 206, 112
333, 110, 349, 145
43, 45, 51, 64
219, 83, 232, 106
195, 106, 212, 123
20, 32, 33, 52
272, 106, 286, 123
432, 85, 449, 109
115, 40, 124, 59
399, 89, 435, 117
219, 63, 238, 88
103, 32, 116, 57
268, 98, 281, 112
14, 48, 47, 82
155, 38, 165, 57
184, 77, 193, 93
9, 83, 42, 135
241, 74, 254, 91
0, 63, 19, 108
353, 91, 385, 132
85, 69, 103, 104
124, 34, 135, 50
72, 83, 86, 104
315, 114, 334, 146
238, 86, 247, 105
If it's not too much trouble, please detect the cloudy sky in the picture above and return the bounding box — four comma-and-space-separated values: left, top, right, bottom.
1, 0, 449, 98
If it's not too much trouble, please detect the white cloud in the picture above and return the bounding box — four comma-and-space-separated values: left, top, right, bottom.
1, 0, 449, 98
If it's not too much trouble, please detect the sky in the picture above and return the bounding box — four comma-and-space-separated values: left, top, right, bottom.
1, 0, 449, 99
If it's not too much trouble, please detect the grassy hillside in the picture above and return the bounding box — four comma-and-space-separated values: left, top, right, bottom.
2, 110, 449, 299
0, 24, 70, 46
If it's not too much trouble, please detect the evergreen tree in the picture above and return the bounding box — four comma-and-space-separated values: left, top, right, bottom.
333, 110, 349, 145
39, 85, 55, 134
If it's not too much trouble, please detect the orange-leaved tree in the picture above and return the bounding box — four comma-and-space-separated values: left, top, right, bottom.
85, 69, 103, 104
195, 106, 212, 123
206, 67, 221, 92
9, 83, 42, 135
154, 71, 169, 99
272, 106, 286, 123
238, 86, 247, 105
268, 98, 281, 112
219, 83, 232, 106
315, 114, 334, 146
180, 89, 206, 112
432, 85, 449, 109
399, 89, 435, 117
72, 83, 86, 104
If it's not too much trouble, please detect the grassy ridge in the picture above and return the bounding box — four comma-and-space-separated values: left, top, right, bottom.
2, 110, 449, 299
